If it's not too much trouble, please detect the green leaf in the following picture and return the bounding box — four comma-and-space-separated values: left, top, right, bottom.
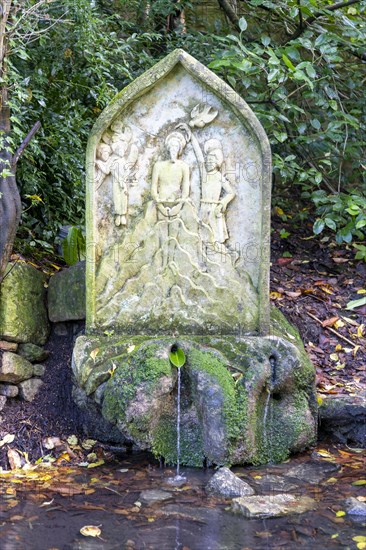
313, 219, 325, 235
239, 17, 247, 32
324, 217, 336, 230
346, 297, 366, 310
282, 54, 295, 71
169, 347, 186, 368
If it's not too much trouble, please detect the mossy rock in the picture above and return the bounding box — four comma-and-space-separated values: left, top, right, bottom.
0, 262, 49, 345
72, 322, 317, 466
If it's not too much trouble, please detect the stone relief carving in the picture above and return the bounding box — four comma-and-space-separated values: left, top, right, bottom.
94, 102, 259, 333
95, 123, 139, 226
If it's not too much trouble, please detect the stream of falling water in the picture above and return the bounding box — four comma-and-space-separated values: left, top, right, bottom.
176, 366, 181, 476
263, 387, 272, 463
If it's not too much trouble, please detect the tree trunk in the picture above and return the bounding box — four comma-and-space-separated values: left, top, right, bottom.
0, 0, 19, 284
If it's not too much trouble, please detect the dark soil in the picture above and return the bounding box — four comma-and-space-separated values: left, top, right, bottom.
0, 215, 365, 469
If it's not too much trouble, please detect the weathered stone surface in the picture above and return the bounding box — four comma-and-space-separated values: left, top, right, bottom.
73, 328, 316, 467
139, 489, 172, 504
48, 262, 86, 322
0, 262, 49, 345
206, 467, 254, 497
19, 378, 44, 402
33, 364, 46, 377
53, 323, 69, 336
286, 461, 340, 484
17, 343, 49, 363
0, 384, 19, 397
0, 352, 34, 383
345, 497, 366, 516
86, 49, 271, 336
319, 395, 366, 448
0, 395, 6, 410
231, 494, 317, 518
0, 341, 18, 352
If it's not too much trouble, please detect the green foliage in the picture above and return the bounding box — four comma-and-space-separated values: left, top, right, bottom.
4, 0, 365, 259
61, 226, 86, 266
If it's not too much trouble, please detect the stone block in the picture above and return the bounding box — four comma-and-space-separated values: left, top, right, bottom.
48, 262, 86, 322
19, 378, 44, 402
17, 343, 49, 363
0, 262, 49, 345
0, 352, 34, 383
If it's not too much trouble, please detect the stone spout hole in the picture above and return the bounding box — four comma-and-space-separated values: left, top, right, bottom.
269, 354, 277, 387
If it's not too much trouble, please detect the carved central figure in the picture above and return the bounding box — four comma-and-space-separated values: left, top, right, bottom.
151, 131, 190, 267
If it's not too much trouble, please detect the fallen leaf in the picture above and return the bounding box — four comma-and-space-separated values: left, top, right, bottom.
0, 434, 15, 447
270, 291, 283, 300
7, 449, 22, 470
80, 525, 101, 537
81, 439, 97, 450
322, 316, 339, 328
352, 480, 366, 486
335, 510, 345, 517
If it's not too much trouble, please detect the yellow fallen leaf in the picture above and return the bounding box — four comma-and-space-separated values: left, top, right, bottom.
334, 320, 345, 329
335, 344, 343, 351
357, 289, 366, 294
87, 460, 105, 468
357, 324, 364, 337
329, 353, 339, 362
335, 511, 345, 517
147, 517, 155, 522
270, 292, 283, 300
253, 475, 262, 479
356, 543, 366, 550
326, 477, 337, 483
317, 396, 323, 406
331, 534, 339, 539
353, 537, 366, 543
80, 525, 101, 537
352, 480, 366, 486
317, 449, 334, 458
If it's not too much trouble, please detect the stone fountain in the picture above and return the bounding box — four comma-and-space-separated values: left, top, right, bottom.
72, 49, 317, 466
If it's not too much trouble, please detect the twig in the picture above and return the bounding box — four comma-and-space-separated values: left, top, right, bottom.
306, 311, 356, 347
11, 121, 41, 168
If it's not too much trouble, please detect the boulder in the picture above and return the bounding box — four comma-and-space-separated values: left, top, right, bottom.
48, 262, 86, 322
206, 467, 255, 498
0, 384, 19, 397
231, 494, 317, 518
0, 262, 49, 345
139, 490, 173, 504
17, 343, 49, 363
19, 378, 44, 402
0, 352, 34, 383
0, 341, 18, 352
319, 395, 366, 448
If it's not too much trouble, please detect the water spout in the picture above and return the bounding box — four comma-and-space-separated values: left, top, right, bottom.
176, 365, 182, 477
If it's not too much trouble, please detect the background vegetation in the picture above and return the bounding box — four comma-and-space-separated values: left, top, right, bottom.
4, 0, 366, 260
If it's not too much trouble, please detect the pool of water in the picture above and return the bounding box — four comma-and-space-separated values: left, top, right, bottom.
0, 445, 365, 549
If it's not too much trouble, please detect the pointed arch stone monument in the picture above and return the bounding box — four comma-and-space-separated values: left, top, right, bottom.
72, 50, 317, 466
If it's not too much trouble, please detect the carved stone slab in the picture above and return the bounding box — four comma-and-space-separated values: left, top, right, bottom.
86, 49, 271, 335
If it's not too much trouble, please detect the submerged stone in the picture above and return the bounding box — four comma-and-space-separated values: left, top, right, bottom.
251, 474, 299, 493
285, 461, 340, 484
0, 262, 49, 345
206, 467, 254, 497
345, 497, 366, 516
139, 489, 173, 504
319, 395, 366, 448
231, 494, 317, 518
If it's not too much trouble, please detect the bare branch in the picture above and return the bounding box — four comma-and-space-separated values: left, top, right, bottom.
11, 121, 41, 168
217, 0, 240, 31
285, 0, 362, 42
